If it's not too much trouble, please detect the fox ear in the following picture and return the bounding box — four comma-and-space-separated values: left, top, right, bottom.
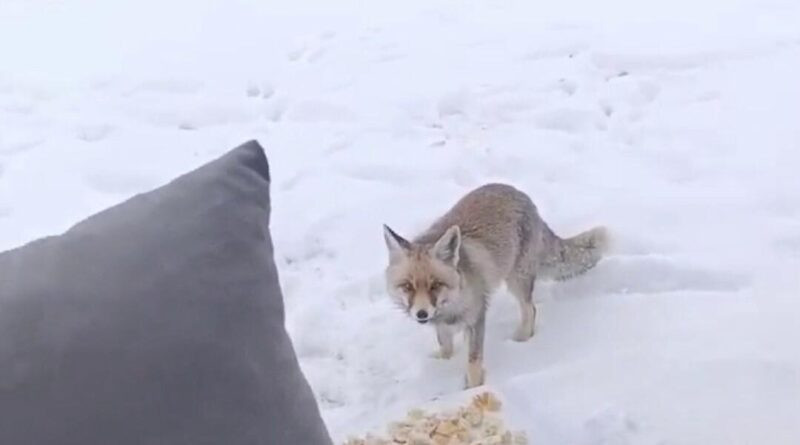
431, 225, 461, 265
383, 224, 411, 258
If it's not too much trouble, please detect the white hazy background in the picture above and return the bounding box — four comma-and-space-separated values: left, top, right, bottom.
2, 0, 799, 443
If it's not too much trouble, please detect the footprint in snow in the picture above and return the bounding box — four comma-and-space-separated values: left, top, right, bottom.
558, 78, 578, 96
287, 33, 335, 64
84, 170, 155, 196
126, 79, 204, 96
76, 124, 113, 142
583, 407, 664, 445
548, 254, 748, 299
342, 164, 416, 185
533, 108, 601, 134
245, 83, 275, 99
0, 138, 44, 156
283, 100, 356, 123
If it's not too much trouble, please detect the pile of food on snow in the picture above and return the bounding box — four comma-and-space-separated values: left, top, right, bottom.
343, 391, 528, 445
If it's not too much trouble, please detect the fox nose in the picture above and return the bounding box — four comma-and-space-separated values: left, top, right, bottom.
415, 309, 429, 322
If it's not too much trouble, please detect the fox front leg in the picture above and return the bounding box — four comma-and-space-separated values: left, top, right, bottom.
464, 314, 486, 388
431, 323, 455, 359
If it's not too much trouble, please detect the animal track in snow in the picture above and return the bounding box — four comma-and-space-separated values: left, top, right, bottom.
2, 99, 36, 115
123, 99, 258, 129
592, 51, 712, 73
125, 79, 204, 96
548, 254, 748, 299
0, 137, 44, 156
533, 107, 603, 134
374, 52, 406, 64
558, 78, 579, 96
437, 89, 472, 118
283, 100, 357, 123
287, 45, 307, 61
245, 82, 275, 99
287, 32, 336, 64
264, 96, 288, 122
522, 42, 589, 61
583, 407, 663, 445
342, 163, 420, 184
774, 235, 800, 257
84, 170, 155, 196
307, 47, 327, 63
76, 124, 113, 142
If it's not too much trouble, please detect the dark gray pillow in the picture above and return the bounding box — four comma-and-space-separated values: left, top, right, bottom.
0, 140, 332, 445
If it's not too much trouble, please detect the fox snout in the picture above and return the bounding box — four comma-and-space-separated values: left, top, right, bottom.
409, 295, 436, 324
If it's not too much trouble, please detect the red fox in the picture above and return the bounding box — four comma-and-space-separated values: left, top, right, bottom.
383, 183, 608, 388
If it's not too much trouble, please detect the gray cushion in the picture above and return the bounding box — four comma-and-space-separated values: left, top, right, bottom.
0, 140, 332, 445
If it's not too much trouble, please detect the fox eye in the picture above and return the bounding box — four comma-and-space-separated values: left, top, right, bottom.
430, 281, 446, 292
398, 282, 414, 293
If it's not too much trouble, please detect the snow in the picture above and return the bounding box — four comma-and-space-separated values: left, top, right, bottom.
2, 0, 800, 443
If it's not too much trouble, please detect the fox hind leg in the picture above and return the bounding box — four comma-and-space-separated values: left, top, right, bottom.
507, 272, 537, 342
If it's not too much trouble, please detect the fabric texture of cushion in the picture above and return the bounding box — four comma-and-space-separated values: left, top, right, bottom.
0, 140, 332, 445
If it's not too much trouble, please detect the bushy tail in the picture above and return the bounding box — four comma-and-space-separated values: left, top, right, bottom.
541, 225, 609, 281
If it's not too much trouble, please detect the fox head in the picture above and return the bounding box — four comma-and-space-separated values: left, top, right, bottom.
382, 224, 462, 324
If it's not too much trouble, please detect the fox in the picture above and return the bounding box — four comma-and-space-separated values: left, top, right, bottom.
382, 183, 608, 389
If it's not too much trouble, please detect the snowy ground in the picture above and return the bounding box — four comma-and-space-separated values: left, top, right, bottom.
2, 0, 800, 443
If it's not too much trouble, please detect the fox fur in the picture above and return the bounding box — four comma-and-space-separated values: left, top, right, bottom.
383, 183, 608, 388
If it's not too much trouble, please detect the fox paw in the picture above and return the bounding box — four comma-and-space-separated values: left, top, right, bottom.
463, 363, 485, 389
512, 325, 535, 342
429, 348, 454, 360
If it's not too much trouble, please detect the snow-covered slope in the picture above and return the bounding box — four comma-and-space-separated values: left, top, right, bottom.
2, 0, 799, 443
